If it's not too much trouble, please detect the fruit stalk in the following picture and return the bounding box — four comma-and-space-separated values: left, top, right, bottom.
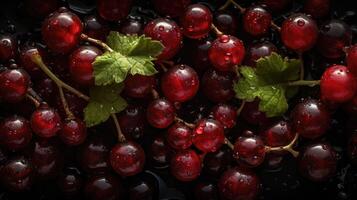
265, 133, 300, 157
58, 85, 75, 120
80, 33, 113, 52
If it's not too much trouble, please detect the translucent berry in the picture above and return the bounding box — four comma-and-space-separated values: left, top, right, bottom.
0, 69, 30, 103
167, 122, 192, 150
146, 98, 175, 129
171, 149, 201, 181
211, 104, 237, 129
97, 0, 133, 21
30, 104, 62, 138
0, 116, 32, 152
192, 119, 225, 153
233, 133, 266, 167
243, 5, 272, 36
202, 69, 235, 103
244, 41, 277, 67
124, 74, 156, 98
59, 118, 87, 146
181, 4, 212, 39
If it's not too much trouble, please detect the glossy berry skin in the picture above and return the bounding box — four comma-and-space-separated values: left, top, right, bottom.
303, 0, 330, 19
119, 17, 144, 35
19, 45, 46, 78
317, 19, 352, 59
347, 44, 357, 76
320, 65, 357, 103
151, 0, 191, 17
69, 45, 102, 87
0, 156, 34, 192
59, 118, 87, 146
118, 105, 146, 141
84, 175, 122, 200
241, 100, 269, 126
203, 147, 232, 177
149, 136, 171, 169
124, 74, 156, 98
42, 8, 83, 54
30, 104, 62, 138
0, 69, 30, 103
161, 64, 199, 102
218, 167, 260, 200
83, 15, 110, 41
233, 133, 266, 167
192, 119, 225, 153
244, 41, 277, 67
171, 149, 201, 182
184, 38, 212, 74
280, 13, 318, 52
298, 143, 337, 181
181, 4, 212, 39
0, 35, 17, 62
147, 98, 175, 128
202, 69, 235, 103
209, 35, 245, 71
144, 18, 182, 60
0, 116, 32, 152
261, 120, 294, 149
110, 141, 145, 177
97, 0, 133, 21
291, 99, 330, 139
348, 133, 357, 165
214, 11, 238, 35
128, 178, 155, 200
243, 5, 272, 36
57, 167, 83, 199
167, 122, 192, 150
211, 104, 237, 129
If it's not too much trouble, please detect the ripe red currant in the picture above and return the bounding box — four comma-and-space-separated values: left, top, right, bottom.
0, 69, 30, 103
0, 34, 17, 62
59, 118, 87, 146
201, 69, 235, 103
181, 4, 212, 39
0, 116, 32, 152
83, 15, 110, 41
170, 149, 201, 182
214, 11, 238, 35
211, 104, 237, 129
146, 98, 175, 129
244, 41, 277, 67
97, 0, 133, 21
243, 5, 272, 36
124, 74, 156, 98
167, 122, 192, 150
347, 44, 357, 76
192, 119, 225, 153
30, 104, 62, 138
261, 120, 295, 150
233, 132, 266, 167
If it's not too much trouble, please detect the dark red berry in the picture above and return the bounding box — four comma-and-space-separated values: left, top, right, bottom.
171, 149, 201, 182
83, 15, 110, 41
149, 136, 171, 169
151, 0, 191, 17
128, 178, 156, 200
19, 45, 46, 78
211, 103, 237, 129
202, 69, 235, 103
347, 44, 357, 76
244, 41, 277, 67
97, 0, 133, 21
281, 13, 318, 52
261, 120, 294, 148
291, 99, 330, 139
0, 34, 17, 62
59, 118, 87, 146
320, 65, 357, 103
192, 119, 225, 153
84, 175, 122, 200
124, 74, 156, 98
119, 17, 144, 35
233, 133, 266, 167
243, 5, 272, 36
203, 147, 232, 176
118, 105, 146, 141
214, 11, 238, 35
181, 4, 212, 39
167, 122, 192, 150
303, 0, 330, 19
161, 64, 199, 102
298, 142, 337, 181
58, 167, 83, 199
42, 8, 83, 54
194, 182, 219, 200
0, 116, 32, 152
209, 35, 245, 71
241, 100, 269, 126
0, 69, 30, 103
30, 104, 62, 138
259, 0, 292, 12
25, 0, 59, 18
147, 98, 175, 128
110, 141, 145, 177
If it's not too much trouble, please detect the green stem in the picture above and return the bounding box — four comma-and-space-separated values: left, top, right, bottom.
285, 80, 320, 87
219, 0, 231, 10
228, 0, 245, 12
80, 33, 113, 52
225, 138, 234, 150
58, 86, 75, 120
111, 114, 126, 143
265, 133, 299, 157
211, 24, 223, 36
31, 53, 90, 101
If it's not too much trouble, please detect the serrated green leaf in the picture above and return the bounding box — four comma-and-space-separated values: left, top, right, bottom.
84, 84, 127, 127
93, 31, 164, 86
234, 53, 302, 117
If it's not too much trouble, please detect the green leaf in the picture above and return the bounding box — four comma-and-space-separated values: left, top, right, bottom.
93, 31, 164, 86
84, 84, 127, 127
234, 53, 301, 117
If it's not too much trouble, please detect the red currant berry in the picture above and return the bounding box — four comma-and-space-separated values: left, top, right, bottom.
298, 142, 337, 181
203, 147, 232, 176
19, 45, 47, 78
161, 64, 199, 102
241, 100, 269, 126
149, 136, 172, 169
0, 156, 34, 192
243, 5, 272, 36
244, 41, 277, 67
124, 74, 156, 98
151, 0, 191, 17
291, 99, 330, 139
233, 133, 266, 167
347, 44, 357, 76
55, 91, 87, 119
118, 105, 146, 141
171, 149, 201, 182
303, 0, 330, 19
84, 175, 122, 200
119, 17, 144, 35
30, 104, 62, 138
69, 45, 102, 87
167, 122, 192, 150
320, 65, 357, 103
144, 18, 182, 60
59, 118, 87, 146
261, 120, 294, 150
317, 19, 352, 59
181, 4, 212, 39
281, 13, 318, 52
58, 167, 83, 199
0, 116, 32, 152
202, 69, 235, 103
192, 119, 225, 153
147, 98, 175, 129
348, 132, 357, 165
97, 0, 133, 21
218, 167, 260, 200
211, 104, 237, 129
110, 141, 145, 177
83, 15, 110, 41
42, 8, 83, 54
0, 34, 17, 62
0, 69, 30, 103
209, 35, 245, 71
214, 11, 238, 35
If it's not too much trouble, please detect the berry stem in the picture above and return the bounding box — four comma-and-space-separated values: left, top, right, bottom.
211, 24, 224, 36
80, 33, 113, 52
237, 100, 246, 116
219, 0, 231, 10
285, 80, 320, 87
151, 89, 160, 100
224, 138, 234, 150
58, 85, 75, 120
228, 0, 245, 12
174, 116, 195, 129
265, 133, 300, 157
271, 22, 281, 32
26, 93, 41, 107
111, 114, 126, 143
27, 87, 44, 104
31, 53, 90, 101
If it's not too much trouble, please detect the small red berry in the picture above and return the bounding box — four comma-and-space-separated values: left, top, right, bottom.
0, 69, 30, 103
0, 116, 32, 152
211, 104, 237, 129
124, 74, 156, 98
192, 119, 225, 153
146, 98, 175, 129
181, 4, 212, 39
243, 5, 272, 36
59, 118, 87, 146
30, 104, 62, 138
97, 0, 133, 21
167, 122, 192, 150
233, 132, 266, 167
171, 149, 201, 181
